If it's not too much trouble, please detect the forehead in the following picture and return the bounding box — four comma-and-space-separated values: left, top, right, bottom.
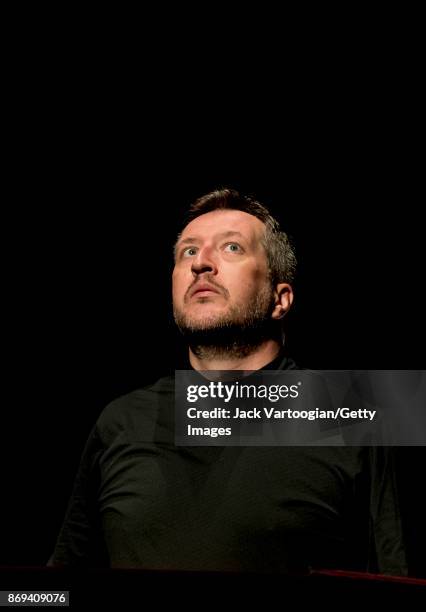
180, 209, 266, 242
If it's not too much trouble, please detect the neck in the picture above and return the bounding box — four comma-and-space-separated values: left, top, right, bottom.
188, 339, 282, 371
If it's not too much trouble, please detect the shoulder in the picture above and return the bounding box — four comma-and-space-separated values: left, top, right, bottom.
95, 374, 175, 445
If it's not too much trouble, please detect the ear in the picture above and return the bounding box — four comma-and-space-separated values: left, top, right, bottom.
271, 283, 294, 320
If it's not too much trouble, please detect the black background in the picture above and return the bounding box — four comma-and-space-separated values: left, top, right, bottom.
2, 30, 425, 579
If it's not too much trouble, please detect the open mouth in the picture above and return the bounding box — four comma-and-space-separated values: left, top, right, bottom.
190, 285, 221, 298
193, 289, 219, 297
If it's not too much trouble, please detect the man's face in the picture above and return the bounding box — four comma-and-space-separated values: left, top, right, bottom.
172, 209, 273, 332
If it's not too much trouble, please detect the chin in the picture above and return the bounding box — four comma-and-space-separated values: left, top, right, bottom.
185, 311, 228, 330
174, 302, 234, 334
187, 304, 226, 318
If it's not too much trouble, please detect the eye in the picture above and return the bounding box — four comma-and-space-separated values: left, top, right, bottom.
224, 242, 243, 253
182, 246, 198, 258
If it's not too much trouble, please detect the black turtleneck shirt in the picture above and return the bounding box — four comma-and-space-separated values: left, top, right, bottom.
50, 353, 407, 574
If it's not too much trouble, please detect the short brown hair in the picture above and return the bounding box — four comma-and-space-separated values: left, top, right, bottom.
179, 188, 297, 285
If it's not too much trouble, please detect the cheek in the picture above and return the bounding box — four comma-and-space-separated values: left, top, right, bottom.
228, 265, 266, 294
239, 281, 260, 300
172, 269, 187, 301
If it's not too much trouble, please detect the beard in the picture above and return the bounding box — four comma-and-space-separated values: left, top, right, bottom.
173, 282, 280, 361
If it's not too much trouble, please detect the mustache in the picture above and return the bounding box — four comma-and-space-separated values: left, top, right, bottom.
185, 277, 229, 301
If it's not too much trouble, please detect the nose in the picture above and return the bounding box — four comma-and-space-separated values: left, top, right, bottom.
191, 246, 218, 277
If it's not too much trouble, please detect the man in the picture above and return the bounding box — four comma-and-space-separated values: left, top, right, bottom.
172, 190, 295, 371
49, 189, 407, 574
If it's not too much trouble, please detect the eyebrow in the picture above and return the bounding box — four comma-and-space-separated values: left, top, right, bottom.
174, 231, 246, 257
174, 230, 244, 254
